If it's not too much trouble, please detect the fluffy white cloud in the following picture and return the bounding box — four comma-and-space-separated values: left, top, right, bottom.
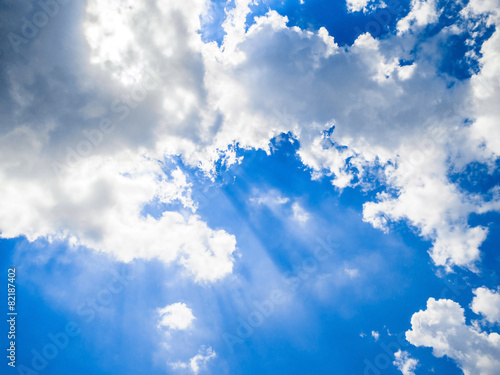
371, 330, 380, 341
0, 145, 236, 282
354, 0, 500, 271
346, 0, 387, 13
397, 0, 441, 34
406, 298, 500, 375
169, 346, 216, 374
214, 5, 499, 271
471, 287, 500, 324
362, 181, 489, 271
0, 0, 239, 283
346, 0, 370, 13
158, 302, 196, 331
393, 350, 418, 375
462, 0, 500, 159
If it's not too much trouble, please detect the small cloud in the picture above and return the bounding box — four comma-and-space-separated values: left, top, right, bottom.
346, 0, 369, 12
371, 330, 380, 341
360, 332, 367, 338
249, 190, 311, 225
344, 268, 359, 278
157, 302, 195, 331
249, 190, 290, 206
292, 202, 310, 223
471, 286, 500, 324
393, 350, 418, 375
170, 346, 216, 374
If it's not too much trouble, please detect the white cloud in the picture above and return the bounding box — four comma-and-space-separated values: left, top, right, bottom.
0, 148, 236, 282
156, 167, 197, 212
0, 0, 239, 284
463, 1, 500, 159
249, 190, 290, 206
362, 183, 489, 271
292, 202, 310, 223
169, 346, 216, 374
346, 0, 386, 13
397, 0, 441, 34
406, 298, 500, 375
3, 3, 500, 375
250, 190, 311, 224
344, 268, 360, 278
158, 302, 195, 331
371, 330, 380, 341
346, 0, 370, 12
471, 287, 500, 324
393, 350, 418, 375
1, 0, 499, 285
207, 6, 499, 271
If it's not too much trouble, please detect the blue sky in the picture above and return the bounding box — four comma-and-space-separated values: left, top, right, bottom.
1, 0, 500, 374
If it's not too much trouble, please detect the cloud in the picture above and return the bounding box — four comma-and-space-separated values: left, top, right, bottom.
249, 190, 311, 224
354, 0, 500, 272
471, 287, 500, 324
0, 0, 238, 283
158, 302, 195, 331
406, 298, 500, 375
291, 202, 310, 223
1, 0, 499, 286
249, 190, 290, 206
169, 346, 216, 374
362, 187, 489, 271
393, 350, 418, 375
208, 4, 499, 271
345, 0, 386, 13
344, 268, 360, 278
462, 0, 500, 159
397, 0, 441, 34
3, 2, 500, 374
1, 149, 236, 282
346, 0, 370, 13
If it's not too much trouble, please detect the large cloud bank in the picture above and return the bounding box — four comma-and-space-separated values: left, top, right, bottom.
1, 0, 499, 283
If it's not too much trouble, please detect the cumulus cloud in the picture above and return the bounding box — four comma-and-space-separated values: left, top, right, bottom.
158, 302, 196, 331
393, 350, 418, 375
210, 3, 499, 271
0, 145, 236, 282
4, 3, 500, 375
462, 0, 500, 158
346, 0, 370, 13
406, 298, 500, 375
0, 0, 238, 283
397, 0, 441, 34
471, 287, 500, 324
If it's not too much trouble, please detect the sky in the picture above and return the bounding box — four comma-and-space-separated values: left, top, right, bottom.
1, 0, 500, 374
